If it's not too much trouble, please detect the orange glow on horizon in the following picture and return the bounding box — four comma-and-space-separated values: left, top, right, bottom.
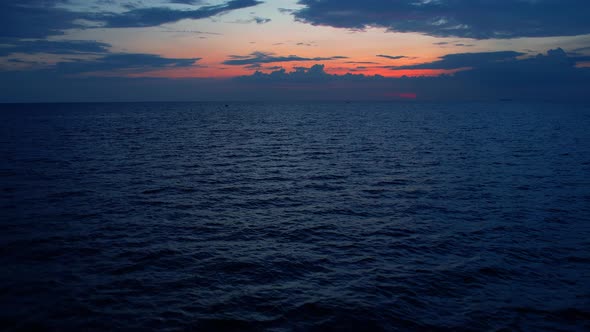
127, 66, 245, 78
124, 63, 471, 79
90, 41, 467, 79
324, 66, 469, 77
385, 92, 418, 99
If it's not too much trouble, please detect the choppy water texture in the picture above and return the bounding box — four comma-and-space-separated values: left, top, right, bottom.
1, 102, 590, 331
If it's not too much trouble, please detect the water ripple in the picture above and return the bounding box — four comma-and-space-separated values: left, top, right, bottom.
1, 102, 589, 331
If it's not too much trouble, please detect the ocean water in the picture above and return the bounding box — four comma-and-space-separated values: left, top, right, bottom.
1, 102, 589, 331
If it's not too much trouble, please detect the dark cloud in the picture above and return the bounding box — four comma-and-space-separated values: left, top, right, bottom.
7, 59, 44, 66
294, 0, 590, 39
232, 48, 590, 101
0, 2, 81, 38
54, 53, 200, 74
1, 0, 262, 39
168, 0, 205, 4
346, 61, 379, 64
278, 8, 295, 14
238, 64, 340, 81
223, 52, 348, 66
237, 64, 384, 83
94, 0, 263, 28
0, 40, 110, 57
436, 48, 590, 100
377, 54, 407, 60
392, 51, 525, 70
573, 46, 590, 53
160, 29, 222, 35
243, 64, 285, 71
392, 48, 590, 71
230, 16, 271, 24
244, 63, 262, 70
253, 17, 271, 24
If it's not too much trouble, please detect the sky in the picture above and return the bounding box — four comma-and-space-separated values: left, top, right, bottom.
1, 0, 590, 102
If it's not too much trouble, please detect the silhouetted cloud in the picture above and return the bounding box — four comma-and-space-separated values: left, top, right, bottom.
239, 64, 322, 81
0, 40, 110, 57
253, 17, 271, 24
1, 0, 262, 39
168, 0, 205, 4
0, 1, 81, 38
54, 53, 200, 74
223, 52, 348, 65
278, 8, 296, 14
230, 16, 271, 24
391, 48, 590, 71
94, 0, 263, 28
573, 46, 590, 53
237, 64, 386, 82
377, 54, 407, 60
160, 28, 222, 35
294, 0, 590, 39
392, 51, 525, 70
232, 48, 590, 101
244, 63, 262, 70
346, 61, 379, 64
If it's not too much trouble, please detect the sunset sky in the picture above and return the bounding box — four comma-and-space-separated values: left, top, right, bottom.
2, 0, 590, 102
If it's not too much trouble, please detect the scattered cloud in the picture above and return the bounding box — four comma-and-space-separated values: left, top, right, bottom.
54, 53, 201, 75
345, 61, 379, 64
573, 46, 590, 53
93, 0, 263, 28
236, 64, 380, 82
278, 8, 295, 14
160, 28, 222, 35
253, 16, 271, 24
230, 16, 271, 24
391, 51, 525, 70
0, 40, 110, 57
223, 51, 348, 66
1, 0, 263, 39
377, 54, 407, 60
167, 0, 205, 4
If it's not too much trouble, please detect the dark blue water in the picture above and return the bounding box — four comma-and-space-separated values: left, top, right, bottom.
1, 102, 589, 331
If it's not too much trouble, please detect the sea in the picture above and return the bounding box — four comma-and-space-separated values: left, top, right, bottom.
1, 102, 589, 331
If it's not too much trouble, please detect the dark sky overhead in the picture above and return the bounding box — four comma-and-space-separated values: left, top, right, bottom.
1, 0, 590, 102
